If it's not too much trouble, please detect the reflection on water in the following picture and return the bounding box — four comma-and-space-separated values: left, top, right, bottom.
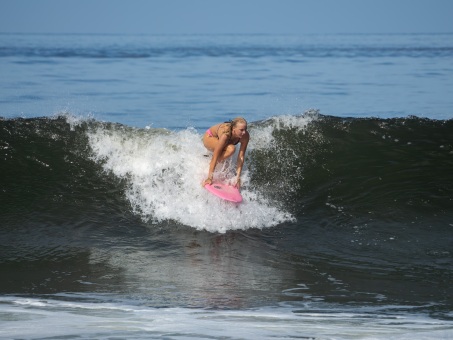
88, 228, 302, 309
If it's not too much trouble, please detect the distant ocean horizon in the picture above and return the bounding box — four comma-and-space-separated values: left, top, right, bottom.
1, 33, 453, 339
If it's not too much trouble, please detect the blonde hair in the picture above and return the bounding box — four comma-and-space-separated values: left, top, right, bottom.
224, 117, 247, 136
231, 117, 247, 127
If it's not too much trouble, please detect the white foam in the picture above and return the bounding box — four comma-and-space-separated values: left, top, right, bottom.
250, 112, 319, 151
1, 296, 452, 340
87, 124, 294, 232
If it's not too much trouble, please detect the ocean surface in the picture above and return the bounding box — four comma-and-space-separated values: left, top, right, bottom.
1, 33, 453, 339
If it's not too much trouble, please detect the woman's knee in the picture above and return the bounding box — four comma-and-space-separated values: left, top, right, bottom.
224, 144, 236, 158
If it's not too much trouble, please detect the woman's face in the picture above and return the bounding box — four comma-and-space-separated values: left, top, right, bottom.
233, 122, 247, 138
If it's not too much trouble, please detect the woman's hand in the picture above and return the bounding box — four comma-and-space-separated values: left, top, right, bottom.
202, 177, 213, 187
234, 177, 241, 189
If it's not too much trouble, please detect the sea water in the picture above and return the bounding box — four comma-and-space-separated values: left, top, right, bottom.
1, 33, 453, 339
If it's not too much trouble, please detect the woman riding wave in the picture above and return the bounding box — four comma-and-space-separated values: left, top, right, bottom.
202, 117, 249, 188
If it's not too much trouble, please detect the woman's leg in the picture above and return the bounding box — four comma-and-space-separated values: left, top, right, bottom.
203, 133, 236, 161
221, 144, 236, 161
203, 131, 217, 151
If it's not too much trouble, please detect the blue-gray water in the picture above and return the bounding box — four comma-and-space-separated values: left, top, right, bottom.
1, 33, 453, 339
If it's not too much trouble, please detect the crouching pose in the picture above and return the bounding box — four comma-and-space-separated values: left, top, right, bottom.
202, 117, 249, 188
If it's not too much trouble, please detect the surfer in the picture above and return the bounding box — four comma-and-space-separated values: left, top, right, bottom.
202, 117, 250, 188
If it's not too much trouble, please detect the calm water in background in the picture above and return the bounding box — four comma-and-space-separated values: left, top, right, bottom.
1, 33, 453, 339
1, 33, 453, 128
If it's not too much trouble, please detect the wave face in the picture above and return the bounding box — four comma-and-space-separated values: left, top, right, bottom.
2, 113, 452, 233
253, 113, 453, 218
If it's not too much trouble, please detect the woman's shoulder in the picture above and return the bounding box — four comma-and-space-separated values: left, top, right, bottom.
217, 122, 231, 135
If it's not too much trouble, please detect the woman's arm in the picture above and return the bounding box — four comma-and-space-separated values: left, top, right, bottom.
234, 131, 250, 188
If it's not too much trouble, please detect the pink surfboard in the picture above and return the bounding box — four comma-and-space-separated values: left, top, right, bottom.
204, 182, 243, 203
